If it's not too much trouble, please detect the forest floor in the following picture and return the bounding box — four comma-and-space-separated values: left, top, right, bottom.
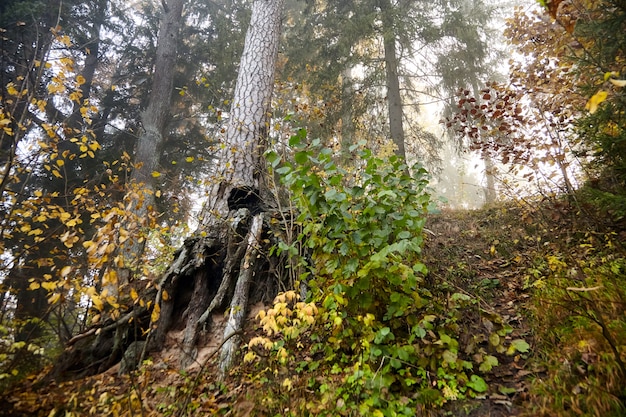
423, 205, 539, 416
2, 198, 625, 416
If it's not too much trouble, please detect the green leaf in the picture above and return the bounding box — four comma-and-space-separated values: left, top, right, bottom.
507, 339, 530, 355
294, 151, 309, 164
397, 230, 411, 239
466, 375, 488, 393
499, 386, 517, 395
442, 349, 457, 365
479, 355, 499, 372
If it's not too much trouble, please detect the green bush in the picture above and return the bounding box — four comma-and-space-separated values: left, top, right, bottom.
244, 131, 519, 416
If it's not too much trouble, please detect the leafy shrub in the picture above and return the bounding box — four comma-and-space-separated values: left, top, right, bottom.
245, 131, 518, 416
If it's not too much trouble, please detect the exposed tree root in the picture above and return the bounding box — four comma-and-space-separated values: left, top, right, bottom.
50, 206, 280, 380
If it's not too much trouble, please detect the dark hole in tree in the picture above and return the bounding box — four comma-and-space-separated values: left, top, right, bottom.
227, 186, 263, 214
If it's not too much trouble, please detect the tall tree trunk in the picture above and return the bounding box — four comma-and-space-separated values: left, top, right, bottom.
340, 66, 354, 163
154, 0, 284, 373
378, 0, 406, 162
50, 0, 285, 380
483, 153, 497, 204
471, 82, 497, 204
199, 0, 283, 226
119, 0, 186, 275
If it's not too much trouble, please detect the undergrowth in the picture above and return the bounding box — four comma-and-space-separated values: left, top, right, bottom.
244, 131, 526, 416
517, 196, 626, 416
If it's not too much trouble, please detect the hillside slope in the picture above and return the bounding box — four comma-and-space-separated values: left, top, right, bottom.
2, 199, 625, 417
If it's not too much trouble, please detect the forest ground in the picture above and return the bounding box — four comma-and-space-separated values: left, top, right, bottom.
2, 197, 624, 416
424, 205, 537, 416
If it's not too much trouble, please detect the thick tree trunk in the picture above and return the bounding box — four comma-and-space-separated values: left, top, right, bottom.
378, 0, 406, 162
50, 0, 285, 381
154, 0, 284, 373
117, 0, 186, 282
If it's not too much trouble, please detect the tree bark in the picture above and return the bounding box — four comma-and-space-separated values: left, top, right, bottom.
49, 0, 286, 380
483, 153, 497, 204
118, 0, 186, 275
378, 0, 406, 162
199, 0, 283, 226
156, 0, 284, 372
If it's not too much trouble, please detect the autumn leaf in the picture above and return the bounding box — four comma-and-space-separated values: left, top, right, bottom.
41, 281, 57, 291
49, 293, 62, 305
585, 90, 608, 114
91, 294, 104, 311
609, 79, 626, 87
151, 303, 161, 323
151, 171, 161, 178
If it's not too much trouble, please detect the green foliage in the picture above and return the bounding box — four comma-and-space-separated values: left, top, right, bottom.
526, 224, 626, 416
247, 130, 520, 415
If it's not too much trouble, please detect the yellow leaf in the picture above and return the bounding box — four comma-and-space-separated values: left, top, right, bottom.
151, 303, 161, 323
604, 71, 619, 81
76, 75, 86, 85
162, 290, 169, 301
130, 288, 139, 301
49, 293, 61, 304
59, 35, 72, 47
185, 156, 194, 162
29, 282, 41, 290
52, 169, 63, 178
41, 281, 57, 291
585, 90, 608, 114
609, 79, 626, 87
56, 159, 64, 167
151, 171, 161, 178
91, 294, 104, 311
60, 265, 72, 278
155, 190, 161, 198
6, 83, 18, 96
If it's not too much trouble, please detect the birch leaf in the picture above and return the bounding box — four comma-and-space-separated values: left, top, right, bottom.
585, 91, 608, 114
